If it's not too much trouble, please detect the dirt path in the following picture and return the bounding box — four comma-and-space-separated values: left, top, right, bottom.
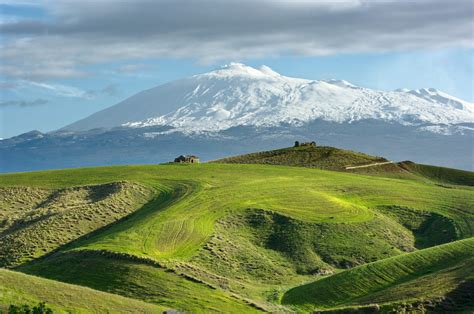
345, 161, 393, 170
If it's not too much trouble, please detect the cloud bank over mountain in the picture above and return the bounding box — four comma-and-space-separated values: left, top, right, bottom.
1, 0, 473, 79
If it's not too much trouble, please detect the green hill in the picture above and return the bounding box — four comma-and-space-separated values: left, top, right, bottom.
282, 237, 474, 312
213, 144, 389, 171
214, 144, 474, 186
0, 268, 166, 313
398, 161, 474, 186
0, 182, 153, 267
1, 157, 473, 312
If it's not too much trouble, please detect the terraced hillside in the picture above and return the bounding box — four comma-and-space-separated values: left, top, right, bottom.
1, 158, 473, 312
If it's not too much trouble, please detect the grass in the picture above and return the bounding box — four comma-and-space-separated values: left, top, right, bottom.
0, 182, 153, 267
213, 145, 387, 170
1, 161, 473, 312
398, 161, 474, 186
18, 250, 262, 314
215, 145, 474, 187
0, 268, 166, 313
282, 237, 474, 312
376, 205, 457, 248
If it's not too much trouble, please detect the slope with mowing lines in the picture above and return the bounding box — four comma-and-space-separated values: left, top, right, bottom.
1, 164, 473, 263
282, 237, 474, 311
0, 182, 153, 267
0, 269, 166, 313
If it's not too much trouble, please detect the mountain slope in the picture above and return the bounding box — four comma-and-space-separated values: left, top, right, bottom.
2, 63, 473, 173
64, 63, 474, 133
282, 237, 474, 312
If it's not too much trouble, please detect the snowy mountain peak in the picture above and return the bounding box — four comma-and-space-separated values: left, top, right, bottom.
397, 87, 474, 112
64, 63, 474, 133
259, 65, 281, 77
201, 63, 284, 80
324, 79, 358, 88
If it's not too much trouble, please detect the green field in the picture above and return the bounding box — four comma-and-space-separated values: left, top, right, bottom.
1, 146, 473, 312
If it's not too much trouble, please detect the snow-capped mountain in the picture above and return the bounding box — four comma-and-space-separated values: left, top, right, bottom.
2, 63, 473, 173
65, 63, 474, 133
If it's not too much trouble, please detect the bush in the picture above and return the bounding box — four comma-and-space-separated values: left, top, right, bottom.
8, 302, 53, 314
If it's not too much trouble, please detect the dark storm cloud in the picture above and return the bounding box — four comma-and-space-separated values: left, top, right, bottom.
1, 0, 472, 79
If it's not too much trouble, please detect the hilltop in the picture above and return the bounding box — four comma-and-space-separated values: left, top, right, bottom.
213, 143, 390, 171
214, 143, 474, 185
0, 156, 473, 312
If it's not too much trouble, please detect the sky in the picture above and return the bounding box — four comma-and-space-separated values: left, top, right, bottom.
0, 0, 473, 139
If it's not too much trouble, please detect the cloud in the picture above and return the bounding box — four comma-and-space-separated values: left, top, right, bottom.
0, 82, 18, 89
21, 81, 118, 98
0, 0, 472, 79
85, 84, 120, 97
115, 64, 148, 73
27, 81, 88, 98
0, 98, 48, 107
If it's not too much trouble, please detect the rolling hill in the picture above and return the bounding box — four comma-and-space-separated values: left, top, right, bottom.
214, 144, 474, 186
213, 144, 388, 171
0, 149, 473, 312
282, 237, 474, 312
0, 269, 166, 313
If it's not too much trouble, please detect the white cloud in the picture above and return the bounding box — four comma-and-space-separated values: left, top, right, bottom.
27, 81, 88, 98
0, 0, 472, 79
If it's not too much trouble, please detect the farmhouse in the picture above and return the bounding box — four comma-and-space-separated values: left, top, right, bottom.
294, 141, 317, 147
174, 155, 200, 163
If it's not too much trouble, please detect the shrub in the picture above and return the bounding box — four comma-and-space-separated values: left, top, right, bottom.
8, 302, 53, 314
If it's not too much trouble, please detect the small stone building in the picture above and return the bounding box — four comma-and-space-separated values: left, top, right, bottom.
294, 141, 316, 147
174, 155, 200, 163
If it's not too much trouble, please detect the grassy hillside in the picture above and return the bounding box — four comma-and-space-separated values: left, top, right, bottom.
398, 161, 474, 186
0, 268, 166, 313
0, 182, 153, 267
213, 145, 388, 170
1, 162, 473, 312
19, 251, 262, 313
282, 237, 474, 312
214, 145, 474, 186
